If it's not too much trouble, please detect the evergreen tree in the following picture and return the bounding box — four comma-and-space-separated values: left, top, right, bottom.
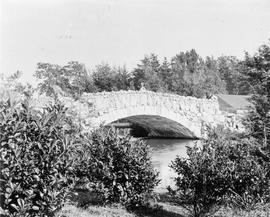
132, 54, 166, 91
159, 57, 172, 91
217, 56, 241, 94
245, 43, 270, 150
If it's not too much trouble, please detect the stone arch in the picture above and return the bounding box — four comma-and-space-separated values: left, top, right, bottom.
90, 105, 203, 138
32, 90, 239, 138
54, 90, 224, 138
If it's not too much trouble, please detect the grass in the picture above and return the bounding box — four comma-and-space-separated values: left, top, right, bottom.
56, 203, 188, 217
57, 203, 270, 217
214, 204, 270, 217
56, 190, 188, 217
56, 204, 135, 217
56, 191, 270, 217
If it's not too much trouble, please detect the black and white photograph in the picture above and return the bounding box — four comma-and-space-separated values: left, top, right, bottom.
0, 0, 270, 216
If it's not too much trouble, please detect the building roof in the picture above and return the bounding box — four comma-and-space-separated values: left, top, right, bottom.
217, 94, 252, 112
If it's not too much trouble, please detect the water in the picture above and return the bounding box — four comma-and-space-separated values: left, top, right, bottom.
146, 139, 196, 192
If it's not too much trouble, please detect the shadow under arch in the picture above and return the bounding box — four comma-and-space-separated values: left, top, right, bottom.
106, 115, 197, 139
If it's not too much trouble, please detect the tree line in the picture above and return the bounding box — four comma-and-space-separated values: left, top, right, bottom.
34, 43, 270, 99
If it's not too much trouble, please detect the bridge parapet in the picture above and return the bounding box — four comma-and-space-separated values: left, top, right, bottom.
81, 90, 220, 117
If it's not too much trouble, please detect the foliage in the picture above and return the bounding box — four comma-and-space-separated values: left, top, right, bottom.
217, 56, 242, 94
32, 41, 270, 99
92, 64, 132, 92
132, 50, 227, 97
35, 61, 97, 97
0, 100, 78, 216
0, 71, 34, 103
132, 54, 167, 92
168, 41, 270, 217
34, 48, 236, 99
168, 128, 270, 217
169, 50, 227, 98
243, 42, 270, 149
0, 100, 160, 215
35, 62, 134, 98
75, 127, 160, 208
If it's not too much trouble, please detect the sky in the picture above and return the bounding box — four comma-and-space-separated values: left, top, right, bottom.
0, 0, 270, 84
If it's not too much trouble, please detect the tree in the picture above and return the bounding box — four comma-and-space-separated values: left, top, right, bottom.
92, 64, 132, 92
168, 128, 270, 216
132, 54, 166, 91
217, 56, 241, 94
203, 56, 227, 96
112, 66, 132, 91
170, 49, 204, 96
92, 63, 115, 92
35, 61, 96, 97
159, 57, 173, 91
244, 42, 270, 149
170, 50, 226, 98
171, 49, 203, 82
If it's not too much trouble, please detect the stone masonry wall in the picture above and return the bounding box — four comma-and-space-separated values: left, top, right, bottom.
30, 90, 244, 138
80, 90, 224, 137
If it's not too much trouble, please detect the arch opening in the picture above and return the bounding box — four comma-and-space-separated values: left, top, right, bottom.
106, 115, 198, 139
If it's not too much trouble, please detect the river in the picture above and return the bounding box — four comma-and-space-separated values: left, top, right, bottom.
146, 139, 197, 192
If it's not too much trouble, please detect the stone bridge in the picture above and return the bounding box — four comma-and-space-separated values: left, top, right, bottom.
54, 90, 237, 138
31, 90, 243, 138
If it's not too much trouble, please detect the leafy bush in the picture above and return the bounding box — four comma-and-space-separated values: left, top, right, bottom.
0, 100, 78, 216
0, 99, 160, 215
75, 128, 160, 208
168, 129, 270, 217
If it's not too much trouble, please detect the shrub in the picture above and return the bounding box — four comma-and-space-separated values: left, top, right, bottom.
0, 100, 78, 216
75, 127, 160, 208
168, 128, 270, 217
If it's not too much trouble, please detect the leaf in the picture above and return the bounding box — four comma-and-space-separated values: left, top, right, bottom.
32, 205, 39, 211
17, 198, 24, 208
4, 193, 10, 199
10, 203, 19, 211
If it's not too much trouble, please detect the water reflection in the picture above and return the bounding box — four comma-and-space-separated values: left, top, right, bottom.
146, 139, 196, 192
